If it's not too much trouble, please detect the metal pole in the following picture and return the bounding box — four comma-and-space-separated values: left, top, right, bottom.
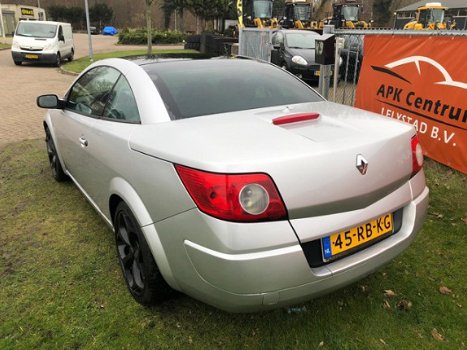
333, 37, 345, 101
37, 0, 40, 9
84, 0, 94, 61
0, 2, 5, 38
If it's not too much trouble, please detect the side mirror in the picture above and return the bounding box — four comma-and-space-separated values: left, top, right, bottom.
37, 94, 64, 109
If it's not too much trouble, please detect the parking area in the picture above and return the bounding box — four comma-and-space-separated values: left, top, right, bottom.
0, 34, 157, 149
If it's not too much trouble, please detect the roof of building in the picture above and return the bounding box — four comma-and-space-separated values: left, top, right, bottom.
396, 0, 467, 12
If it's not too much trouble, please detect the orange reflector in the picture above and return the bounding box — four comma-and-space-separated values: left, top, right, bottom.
272, 113, 320, 125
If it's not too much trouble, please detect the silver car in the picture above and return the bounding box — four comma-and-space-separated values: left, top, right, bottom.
37, 58, 429, 312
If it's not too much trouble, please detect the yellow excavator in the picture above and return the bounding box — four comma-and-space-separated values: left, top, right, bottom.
329, 0, 369, 29
282, 0, 323, 29
237, 0, 279, 29
403, 2, 449, 30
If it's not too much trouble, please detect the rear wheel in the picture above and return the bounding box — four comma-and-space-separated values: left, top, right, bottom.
114, 201, 172, 305
55, 53, 61, 67
68, 49, 74, 62
45, 127, 68, 182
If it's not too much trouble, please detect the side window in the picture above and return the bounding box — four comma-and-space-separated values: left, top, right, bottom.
58, 25, 63, 39
66, 66, 120, 116
102, 76, 141, 123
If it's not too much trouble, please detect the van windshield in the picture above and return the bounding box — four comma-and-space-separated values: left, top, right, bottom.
16, 22, 57, 38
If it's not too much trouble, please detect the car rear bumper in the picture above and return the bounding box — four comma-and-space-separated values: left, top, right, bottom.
154, 174, 429, 312
12, 50, 58, 64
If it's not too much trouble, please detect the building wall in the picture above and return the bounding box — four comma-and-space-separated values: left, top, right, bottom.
1, 4, 46, 36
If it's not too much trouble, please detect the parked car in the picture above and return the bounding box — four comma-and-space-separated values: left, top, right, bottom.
11, 21, 74, 66
37, 57, 428, 312
271, 29, 326, 82
89, 26, 99, 35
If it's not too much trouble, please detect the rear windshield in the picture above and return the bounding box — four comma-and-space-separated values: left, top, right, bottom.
142, 59, 323, 120
16, 22, 57, 38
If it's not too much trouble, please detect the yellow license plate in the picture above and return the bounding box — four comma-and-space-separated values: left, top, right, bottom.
322, 214, 393, 261
314, 70, 332, 77
25, 54, 39, 59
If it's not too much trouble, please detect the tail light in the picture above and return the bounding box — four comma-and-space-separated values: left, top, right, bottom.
175, 165, 287, 222
411, 135, 424, 176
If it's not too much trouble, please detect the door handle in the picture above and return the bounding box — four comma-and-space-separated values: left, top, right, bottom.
79, 136, 88, 147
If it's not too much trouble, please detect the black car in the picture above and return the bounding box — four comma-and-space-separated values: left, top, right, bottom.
271, 30, 321, 82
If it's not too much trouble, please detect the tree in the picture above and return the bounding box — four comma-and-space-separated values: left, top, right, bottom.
163, 0, 187, 31
47, 5, 85, 30
145, 0, 156, 56
185, 0, 230, 33
90, 3, 114, 28
372, 0, 392, 27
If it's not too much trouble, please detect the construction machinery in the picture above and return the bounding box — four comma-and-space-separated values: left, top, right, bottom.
236, 0, 279, 29
328, 0, 369, 29
403, 2, 448, 30
282, 0, 323, 29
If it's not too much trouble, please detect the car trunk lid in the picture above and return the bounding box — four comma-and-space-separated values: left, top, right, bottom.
130, 101, 415, 220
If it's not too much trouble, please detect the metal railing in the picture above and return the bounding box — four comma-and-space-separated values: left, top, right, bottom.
238, 28, 273, 62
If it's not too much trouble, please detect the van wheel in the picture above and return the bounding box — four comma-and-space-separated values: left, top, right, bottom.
14, 61, 22, 66
68, 50, 74, 62
55, 53, 61, 67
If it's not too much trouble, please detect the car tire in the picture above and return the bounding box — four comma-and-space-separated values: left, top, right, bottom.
68, 49, 74, 62
45, 127, 68, 182
114, 201, 173, 306
55, 53, 61, 67
14, 60, 22, 66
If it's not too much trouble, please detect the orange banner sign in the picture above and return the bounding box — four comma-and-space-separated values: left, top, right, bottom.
355, 35, 467, 174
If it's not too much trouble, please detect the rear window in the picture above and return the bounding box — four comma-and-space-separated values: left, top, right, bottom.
142, 59, 323, 120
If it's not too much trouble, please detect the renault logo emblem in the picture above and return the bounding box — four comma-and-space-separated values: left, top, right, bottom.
356, 154, 368, 175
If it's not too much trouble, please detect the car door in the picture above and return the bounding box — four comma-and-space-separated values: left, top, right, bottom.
52, 66, 122, 206
84, 74, 142, 212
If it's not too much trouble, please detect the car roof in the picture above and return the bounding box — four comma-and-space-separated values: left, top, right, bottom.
276, 29, 321, 35
20, 20, 70, 25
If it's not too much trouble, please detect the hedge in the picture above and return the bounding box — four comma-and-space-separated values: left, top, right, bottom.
118, 29, 187, 45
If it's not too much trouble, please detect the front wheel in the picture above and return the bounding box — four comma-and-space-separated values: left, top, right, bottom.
114, 201, 172, 305
14, 60, 22, 66
45, 127, 68, 182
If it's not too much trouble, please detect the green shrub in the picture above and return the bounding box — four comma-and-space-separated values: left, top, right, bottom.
118, 29, 187, 45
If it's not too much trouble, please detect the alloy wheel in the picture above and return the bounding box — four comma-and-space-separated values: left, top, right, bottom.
115, 211, 145, 295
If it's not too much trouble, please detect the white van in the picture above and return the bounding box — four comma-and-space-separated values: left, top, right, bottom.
11, 21, 74, 66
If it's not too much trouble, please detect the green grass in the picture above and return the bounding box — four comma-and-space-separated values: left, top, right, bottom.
63, 49, 201, 73
0, 42, 10, 50
0, 139, 465, 349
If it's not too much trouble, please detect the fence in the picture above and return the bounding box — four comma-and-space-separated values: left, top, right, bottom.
238, 28, 273, 62
237, 27, 467, 106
